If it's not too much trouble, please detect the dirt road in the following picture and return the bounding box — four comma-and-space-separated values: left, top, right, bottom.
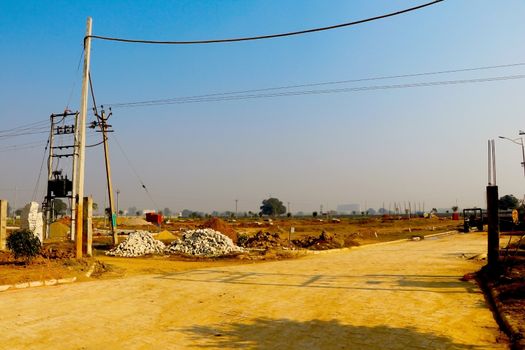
0, 232, 507, 349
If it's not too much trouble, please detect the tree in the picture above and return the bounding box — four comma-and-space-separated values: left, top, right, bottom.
52, 199, 67, 217
260, 198, 286, 216
499, 194, 519, 210
181, 209, 193, 218
93, 202, 99, 212
367, 208, 377, 215
312, 211, 318, 217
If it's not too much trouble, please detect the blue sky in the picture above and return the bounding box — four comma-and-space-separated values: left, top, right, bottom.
1, 0, 525, 213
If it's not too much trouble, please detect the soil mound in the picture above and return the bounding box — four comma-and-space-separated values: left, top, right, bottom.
155, 230, 177, 240
48, 222, 70, 240
200, 217, 238, 243
293, 231, 359, 250
119, 217, 152, 227
240, 231, 285, 249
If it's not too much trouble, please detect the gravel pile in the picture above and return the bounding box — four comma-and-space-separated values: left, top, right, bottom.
106, 231, 166, 257
166, 228, 243, 257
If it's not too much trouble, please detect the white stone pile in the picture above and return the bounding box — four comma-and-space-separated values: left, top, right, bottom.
106, 231, 165, 257
21, 202, 43, 242
166, 228, 243, 257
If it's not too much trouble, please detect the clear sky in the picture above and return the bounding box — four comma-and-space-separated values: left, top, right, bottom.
1, 0, 525, 214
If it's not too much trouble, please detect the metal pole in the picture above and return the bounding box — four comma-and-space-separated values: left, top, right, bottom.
75, 17, 92, 258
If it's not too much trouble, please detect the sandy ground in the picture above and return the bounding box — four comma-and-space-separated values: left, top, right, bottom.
0, 232, 508, 349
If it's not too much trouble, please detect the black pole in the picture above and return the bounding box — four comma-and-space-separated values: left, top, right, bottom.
486, 185, 499, 270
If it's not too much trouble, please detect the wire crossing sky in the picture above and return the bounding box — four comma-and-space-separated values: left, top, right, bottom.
86, 0, 444, 45
1, 0, 525, 214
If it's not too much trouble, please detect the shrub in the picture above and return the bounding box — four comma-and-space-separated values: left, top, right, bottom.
6, 230, 41, 263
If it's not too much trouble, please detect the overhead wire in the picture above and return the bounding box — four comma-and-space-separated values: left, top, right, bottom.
0, 139, 48, 152
110, 133, 159, 210
108, 74, 525, 109
85, 0, 444, 45
107, 62, 525, 108
65, 49, 84, 111
32, 138, 50, 202
0, 120, 48, 134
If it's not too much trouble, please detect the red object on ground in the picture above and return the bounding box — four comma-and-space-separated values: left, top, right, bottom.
145, 212, 163, 225
452, 212, 460, 220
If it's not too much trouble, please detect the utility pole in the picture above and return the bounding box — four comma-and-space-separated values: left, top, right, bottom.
116, 189, 120, 216
235, 199, 238, 217
92, 108, 117, 245
287, 201, 290, 214
487, 139, 500, 271
71, 112, 79, 240
45, 115, 55, 239
75, 17, 92, 258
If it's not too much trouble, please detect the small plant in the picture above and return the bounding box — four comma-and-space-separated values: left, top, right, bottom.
6, 229, 41, 263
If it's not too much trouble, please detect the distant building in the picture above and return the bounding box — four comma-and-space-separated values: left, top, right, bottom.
337, 204, 360, 214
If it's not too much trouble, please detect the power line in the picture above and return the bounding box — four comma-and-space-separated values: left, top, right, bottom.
109, 74, 525, 109
32, 138, 50, 202
0, 139, 48, 152
107, 62, 525, 108
110, 133, 159, 210
86, 0, 444, 45
0, 120, 48, 135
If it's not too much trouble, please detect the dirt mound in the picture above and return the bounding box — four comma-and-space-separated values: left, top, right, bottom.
240, 231, 285, 249
41, 241, 75, 259
119, 217, 152, 227
48, 222, 70, 240
155, 230, 177, 240
293, 231, 359, 250
200, 217, 238, 243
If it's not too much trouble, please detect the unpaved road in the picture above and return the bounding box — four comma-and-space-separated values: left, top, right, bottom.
0, 232, 507, 349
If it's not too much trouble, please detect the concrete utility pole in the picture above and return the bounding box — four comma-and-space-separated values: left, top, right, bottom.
71, 112, 79, 240
235, 199, 238, 217
75, 17, 92, 258
99, 109, 117, 245
45, 115, 55, 239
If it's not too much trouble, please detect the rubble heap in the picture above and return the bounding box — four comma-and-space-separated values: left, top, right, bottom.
106, 231, 165, 257
166, 228, 243, 257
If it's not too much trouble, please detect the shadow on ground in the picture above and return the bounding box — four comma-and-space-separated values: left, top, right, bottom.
180, 318, 483, 349
158, 270, 478, 294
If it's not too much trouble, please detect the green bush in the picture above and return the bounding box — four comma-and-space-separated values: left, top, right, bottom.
6, 230, 41, 263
